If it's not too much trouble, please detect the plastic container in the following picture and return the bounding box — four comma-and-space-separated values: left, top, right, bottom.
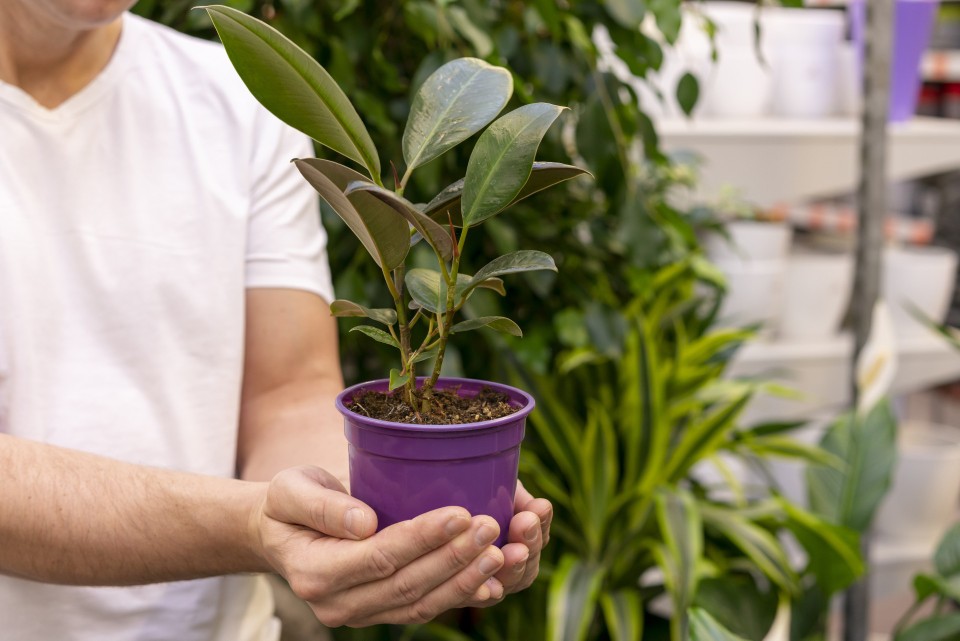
765, 8, 845, 118
336, 377, 532, 547
778, 249, 854, 340
883, 245, 958, 338
705, 220, 794, 266
849, 0, 941, 122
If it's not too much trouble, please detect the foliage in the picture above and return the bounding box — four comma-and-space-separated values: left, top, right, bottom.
893, 524, 960, 640
448, 261, 863, 641
204, 5, 590, 411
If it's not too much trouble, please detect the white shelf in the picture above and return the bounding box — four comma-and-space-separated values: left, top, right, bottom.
728, 332, 960, 423
658, 117, 960, 208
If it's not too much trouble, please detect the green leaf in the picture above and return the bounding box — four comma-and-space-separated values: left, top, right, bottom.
694, 576, 779, 641
689, 607, 751, 641
424, 162, 590, 226
664, 391, 752, 482
779, 500, 864, 596
476, 277, 506, 296
934, 523, 960, 578
463, 250, 557, 298
735, 436, 846, 469
700, 504, 798, 594
294, 159, 409, 269
451, 316, 522, 337
343, 180, 454, 261
913, 573, 960, 602
412, 345, 439, 364
462, 103, 566, 227
600, 589, 643, 641
330, 299, 397, 326
603, 0, 645, 28
403, 57, 512, 173
405, 268, 446, 314
547, 555, 605, 641
895, 613, 960, 641
807, 399, 898, 532
655, 487, 703, 632
349, 325, 400, 349
204, 5, 380, 178
448, 7, 494, 57
650, 0, 683, 43
677, 72, 700, 117
389, 368, 410, 391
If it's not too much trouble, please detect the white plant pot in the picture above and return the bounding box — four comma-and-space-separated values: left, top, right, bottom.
705, 221, 793, 266
873, 422, 960, 548
883, 246, 958, 339
714, 259, 785, 334
764, 8, 845, 118
778, 250, 854, 341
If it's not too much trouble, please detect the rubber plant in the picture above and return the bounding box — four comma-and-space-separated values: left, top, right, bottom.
203, 5, 590, 541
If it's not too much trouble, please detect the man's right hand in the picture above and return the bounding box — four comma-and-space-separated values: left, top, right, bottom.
251, 466, 506, 627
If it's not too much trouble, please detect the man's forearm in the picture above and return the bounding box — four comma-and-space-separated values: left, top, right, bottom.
0, 433, 270, 585
238, 376, 348, 485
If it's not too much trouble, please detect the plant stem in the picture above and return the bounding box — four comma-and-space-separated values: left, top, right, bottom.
423, 227, 469, 398
383, 265, 416, 405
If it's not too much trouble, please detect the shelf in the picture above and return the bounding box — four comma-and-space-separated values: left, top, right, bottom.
658, 117, 960, 208
727, 332, 960, 423
924, 50, 960, 82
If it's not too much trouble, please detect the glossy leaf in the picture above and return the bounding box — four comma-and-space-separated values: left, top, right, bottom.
600, 590, 643, 641
700, 505, 798, 594
934, 523, 960, 578
462, 103, 566, 226
807, 399, 897, 532
294, 159, 409, 269
913, 573, 960, 602
344, 180, 454, 261
330, 299, 397, 326
451, 316, 522, 337
547, 555, 605, 641
463, 250, 558, 298
655, 488, 703, 627
603, 0, 646, 28
694, 576, 779, 641
412, 345, 439, 364
424, 162, 591, 226
895, 613, 960, 641
779, 500, 863, 596
389, 368, 410, 391
349, 325, 400, 349
405, 268, 446, 314
205, 6, 380, 178
403, 58, 512, 173
689, 608, 751, 641
677, 72, 700, 117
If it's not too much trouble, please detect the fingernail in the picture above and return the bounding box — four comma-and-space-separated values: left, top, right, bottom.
525, 526, 538, 543
345, 508, 365, 537
487, 578, 504, 600
475, 523, 498, 546
479, 554, 501, 575
514, 553, 529, 573
445, 514, 470, 537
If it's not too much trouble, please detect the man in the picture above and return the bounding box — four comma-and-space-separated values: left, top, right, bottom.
0, 1, 551, 639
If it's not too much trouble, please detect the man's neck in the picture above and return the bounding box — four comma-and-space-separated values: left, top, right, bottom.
0, 3, 122, 109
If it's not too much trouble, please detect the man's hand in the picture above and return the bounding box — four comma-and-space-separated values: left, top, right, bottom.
252, 466, 509, 627
462, 480, 553, 608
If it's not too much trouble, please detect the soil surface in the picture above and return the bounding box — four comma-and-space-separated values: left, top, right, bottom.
348, 386, 518, 425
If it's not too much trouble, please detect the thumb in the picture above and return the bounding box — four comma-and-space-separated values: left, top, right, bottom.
265, 466, 378, 540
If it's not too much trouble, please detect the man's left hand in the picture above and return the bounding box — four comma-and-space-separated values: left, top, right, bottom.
463, 481, 553, 607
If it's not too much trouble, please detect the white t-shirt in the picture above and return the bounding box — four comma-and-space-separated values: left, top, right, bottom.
0, 12, 335, 641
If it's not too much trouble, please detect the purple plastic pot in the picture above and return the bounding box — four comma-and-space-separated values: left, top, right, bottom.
335, 377, 533, 547
850, 0, 940, 122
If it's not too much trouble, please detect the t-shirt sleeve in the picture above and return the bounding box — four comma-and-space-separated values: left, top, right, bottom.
244, 110, 335, 304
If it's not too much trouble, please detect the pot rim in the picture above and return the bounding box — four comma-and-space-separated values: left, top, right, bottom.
336, 376, 535, 433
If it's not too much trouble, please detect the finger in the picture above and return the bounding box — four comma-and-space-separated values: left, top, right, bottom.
341, 515, 501, 614
370, 543, 506, 625
321, 506, 475, 589
491, 542, 529, 593
461, 577, 506, 609
265, 466, 377, 540
515, 482, 553, 545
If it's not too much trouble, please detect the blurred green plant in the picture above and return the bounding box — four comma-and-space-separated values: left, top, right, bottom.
892, 524, 960, 641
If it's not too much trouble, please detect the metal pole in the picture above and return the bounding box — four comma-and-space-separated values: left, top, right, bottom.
845, 0, 893, 639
